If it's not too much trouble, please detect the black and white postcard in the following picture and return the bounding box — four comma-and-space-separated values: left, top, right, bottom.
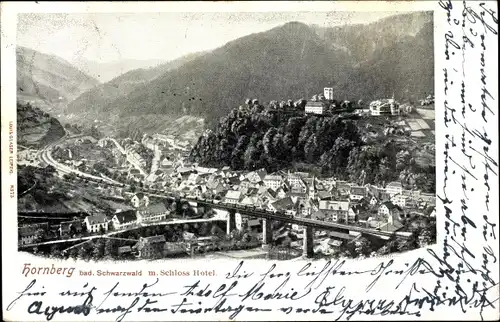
1, 1, 498, 321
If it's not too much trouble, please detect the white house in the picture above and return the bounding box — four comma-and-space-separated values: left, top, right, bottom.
287, 172, 305, 187
403, 189, 421, 200
321, 177, 336, 189
269, 197, 296, 215
385, 181, 403, 196
378, 202, 401, 223
245, 169, 267, 183
133, 235, 167, 258
130, 193, 150, 208
349, 186, 367, 201
319, 200, 350, 212
137, 202, 169, 223
288, 179, 307, 194
318, 200, 350, 222
324, 87, 334, 100
275, 187, 288, 199
224, 190, 242, 204
369, 98, 400, 116
160, 158, 174, 170
112, 210, 138, 230
391, 193, 410, 208
18, 225, 44, 246
305, 101, 327, 115
117, 246, 132, 255
240, 196, 258, 207
84, 214, 109, 233
336, 181, 352, 196
369, 196, 379, 206
263, 175, 283, 190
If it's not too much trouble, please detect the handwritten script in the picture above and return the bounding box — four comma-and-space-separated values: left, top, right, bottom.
6, 248, 500, 321
438, 0, 499, 321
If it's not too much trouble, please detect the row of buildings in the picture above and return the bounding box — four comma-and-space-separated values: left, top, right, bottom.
138, 162, 436, 231
303, 88, 404, 116
18, 201, 171, 246
96, 159, 435, 235
19, 164, 435, 247
303, 87, 422, 116
83, 201, 172, 234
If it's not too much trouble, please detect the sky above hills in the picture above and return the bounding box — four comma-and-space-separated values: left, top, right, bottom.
18, 11, 407, 64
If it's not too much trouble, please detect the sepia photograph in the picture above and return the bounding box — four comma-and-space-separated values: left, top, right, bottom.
16, 10, 436, 262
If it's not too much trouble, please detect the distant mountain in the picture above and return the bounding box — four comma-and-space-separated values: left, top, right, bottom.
71, 57, 167, 82
347, 21, 434, 101
70, 12, 434, 127
67, 51, 205, 117
82, 21, 356, 125
313, 12, 433, 63
16, 46, 99, 104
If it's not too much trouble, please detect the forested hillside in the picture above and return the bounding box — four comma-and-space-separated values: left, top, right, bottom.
17, 102, 65, 148
190, 101, 436, 192
67, 51, 206, 117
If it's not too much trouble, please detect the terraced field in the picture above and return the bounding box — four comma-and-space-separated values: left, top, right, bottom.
407, 108, 435, 141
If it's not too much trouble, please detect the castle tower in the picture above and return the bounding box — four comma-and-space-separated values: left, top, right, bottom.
324, 87, 334, 101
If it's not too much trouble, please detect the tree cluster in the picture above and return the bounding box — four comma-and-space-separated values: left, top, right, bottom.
189, 106, 363, 174
18, 165, 69, 207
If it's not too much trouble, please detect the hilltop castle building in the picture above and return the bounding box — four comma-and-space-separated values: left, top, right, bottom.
324, 87, 334, 100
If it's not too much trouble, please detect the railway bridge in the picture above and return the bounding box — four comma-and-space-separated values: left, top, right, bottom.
153, 194, 412, 258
